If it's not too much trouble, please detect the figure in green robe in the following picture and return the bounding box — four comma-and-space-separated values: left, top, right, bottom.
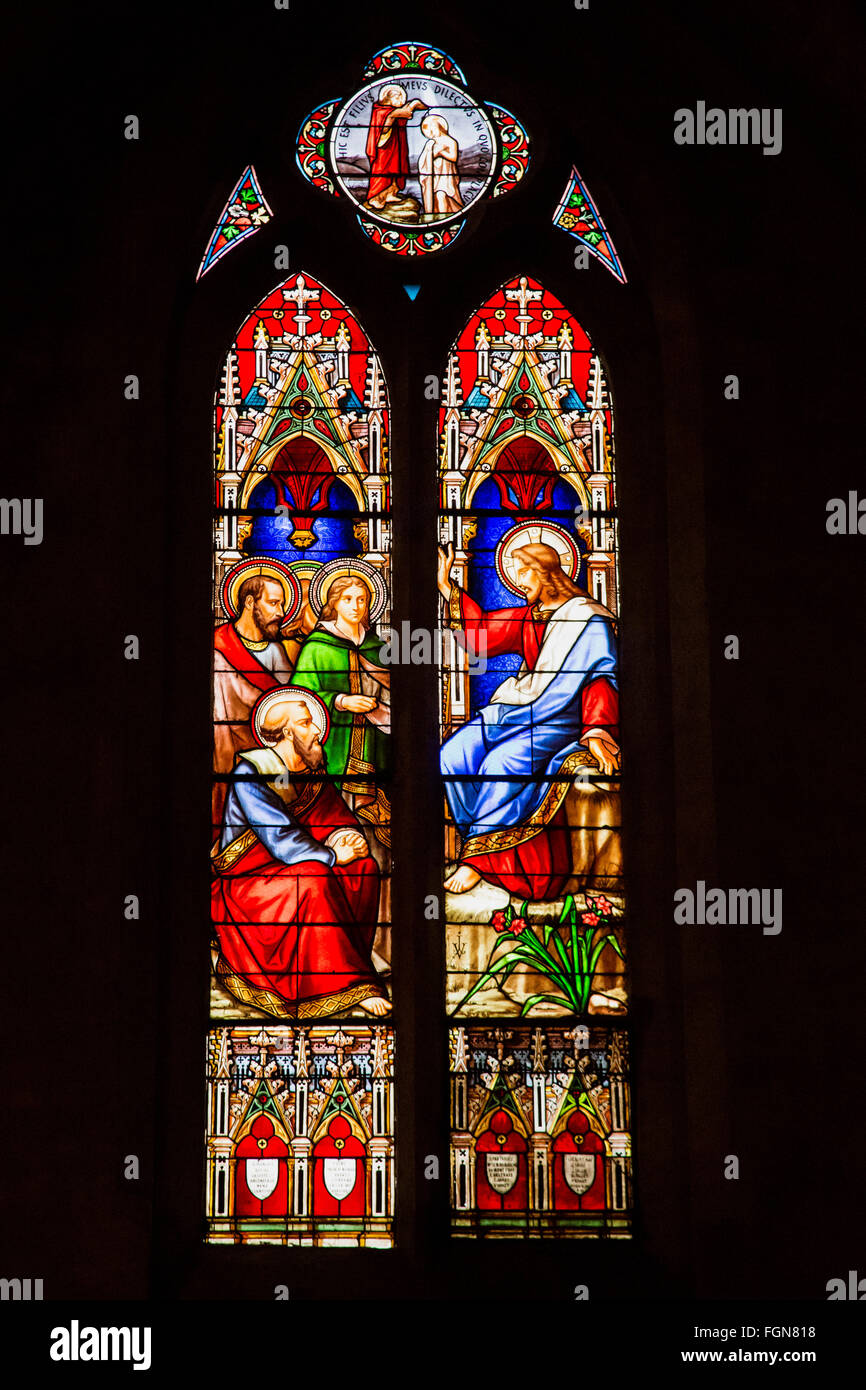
291, 571, 391, 844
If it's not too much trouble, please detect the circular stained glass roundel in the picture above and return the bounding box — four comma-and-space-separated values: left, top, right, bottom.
330, 76, 496, 231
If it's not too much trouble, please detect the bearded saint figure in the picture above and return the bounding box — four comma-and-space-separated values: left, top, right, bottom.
212, 560, 299, 831
211, 689, 390, 1020
364, 83, 428, 215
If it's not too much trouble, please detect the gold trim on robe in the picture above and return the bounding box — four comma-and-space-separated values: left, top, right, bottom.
211, 772, 324, 875
211, 828, 259, 874
340, 647, 391, 842
460, 750, 598, 858
448, 581, 463, 628
214, 954, 388, 1020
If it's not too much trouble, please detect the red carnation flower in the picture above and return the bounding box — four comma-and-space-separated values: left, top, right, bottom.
581, 911, 600, 927
511, 915, 528, 933
491, 910, 509, 933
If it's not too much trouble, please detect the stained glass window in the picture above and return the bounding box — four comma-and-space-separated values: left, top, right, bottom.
296, 41, 529, 257
438, 276, 631, 1238
207, 271, 395, 1247
206, 1026, 394, 1248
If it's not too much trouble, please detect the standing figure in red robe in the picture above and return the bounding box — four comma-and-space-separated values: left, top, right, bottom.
211, 688, 391, 1020
364, 83, 427, 214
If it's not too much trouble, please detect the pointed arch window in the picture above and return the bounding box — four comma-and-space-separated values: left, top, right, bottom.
206, 272, 395, 1248
438, 275, 631, 1238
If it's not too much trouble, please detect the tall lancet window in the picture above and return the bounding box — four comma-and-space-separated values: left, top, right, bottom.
438, 276, 631, 1238
206, 271, 395, 1248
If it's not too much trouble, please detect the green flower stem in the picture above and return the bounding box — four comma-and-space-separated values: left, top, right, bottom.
514, 930, 575, 999
453, 903, 623, 1017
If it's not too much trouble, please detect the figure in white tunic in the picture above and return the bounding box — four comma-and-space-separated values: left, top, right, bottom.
419, 114, 464, 217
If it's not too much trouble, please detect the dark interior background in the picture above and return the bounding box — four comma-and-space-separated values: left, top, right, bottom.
2, 0, 864, 1304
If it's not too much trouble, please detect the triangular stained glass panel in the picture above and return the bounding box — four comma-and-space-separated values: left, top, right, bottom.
552, 165, 627, 285
197, 165, 273, 281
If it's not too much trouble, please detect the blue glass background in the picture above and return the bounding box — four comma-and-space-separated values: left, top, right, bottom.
243, 476, 363, 563
462, 477, 586, 712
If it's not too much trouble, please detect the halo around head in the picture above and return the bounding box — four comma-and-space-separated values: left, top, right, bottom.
286, 558, 324, 585
220, 556, 303, 625
422, 113, 448, 137
308, 556, 388, 621
251, 685, 331, 747
495, 521, 582, 598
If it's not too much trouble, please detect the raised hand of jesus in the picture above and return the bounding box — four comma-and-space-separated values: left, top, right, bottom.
437, 541, 456, 600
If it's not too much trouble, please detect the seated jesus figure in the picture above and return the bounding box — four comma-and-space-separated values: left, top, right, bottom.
438, 540, 621, 899
211, 690, 390, 1019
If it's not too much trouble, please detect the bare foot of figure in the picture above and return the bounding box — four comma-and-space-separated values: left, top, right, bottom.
444, 865, 481, 894
358, 994, 392, 1016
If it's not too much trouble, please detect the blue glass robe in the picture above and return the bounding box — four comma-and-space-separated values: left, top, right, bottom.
441, 612, 618, 843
